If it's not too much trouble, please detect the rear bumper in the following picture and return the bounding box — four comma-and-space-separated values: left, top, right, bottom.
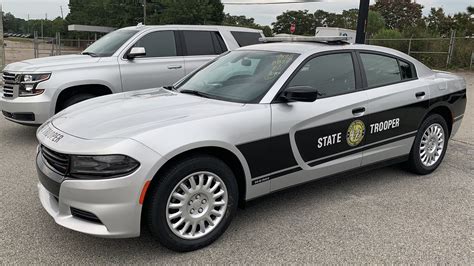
0, 95, 52, 125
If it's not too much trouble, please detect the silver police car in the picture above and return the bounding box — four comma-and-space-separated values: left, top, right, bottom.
36, 37, 467, 251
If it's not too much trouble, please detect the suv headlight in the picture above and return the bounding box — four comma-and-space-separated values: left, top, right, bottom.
19, 73, 51, 96
69, 155, 140, 179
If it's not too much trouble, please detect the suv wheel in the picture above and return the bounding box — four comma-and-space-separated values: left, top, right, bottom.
59, 93, 96, 112
146, 155, 238, 252
408, 114, 449, 175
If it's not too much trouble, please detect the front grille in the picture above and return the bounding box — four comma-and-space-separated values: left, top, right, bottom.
2, 72, 16, 98
70, 207, 102, 224
41, 145, 70, 175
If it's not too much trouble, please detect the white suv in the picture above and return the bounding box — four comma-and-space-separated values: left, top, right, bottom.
0, 24, 263, 125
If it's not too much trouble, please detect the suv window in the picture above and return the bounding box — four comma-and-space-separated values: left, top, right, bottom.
182, 31, 226, 56
287, 53, 356, 98
231, 31, 262, 46
134, 31, 177, 57
360, 53, 401, 87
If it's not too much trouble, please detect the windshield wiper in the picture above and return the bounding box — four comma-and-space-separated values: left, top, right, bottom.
163, 85, 177, 91
82, 51, 98, 57
179, 89, 214, 99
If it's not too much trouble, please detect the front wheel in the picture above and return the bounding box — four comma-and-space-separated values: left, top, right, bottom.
146, 155, 238, 252
408, 114, 449, 175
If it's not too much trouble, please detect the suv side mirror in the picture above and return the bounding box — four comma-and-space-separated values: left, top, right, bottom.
127, 47, 146, 59
281, 86, 319, 102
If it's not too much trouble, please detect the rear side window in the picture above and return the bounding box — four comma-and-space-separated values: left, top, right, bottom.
231, 31, 262, 47
287, 53, 356, 98
182, 31, 227, 56
134, 31, 177, 57
399, 60, 414, 80
360, 53, 401, 87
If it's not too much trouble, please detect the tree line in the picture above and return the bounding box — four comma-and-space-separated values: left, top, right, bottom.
3, 0, 473, 40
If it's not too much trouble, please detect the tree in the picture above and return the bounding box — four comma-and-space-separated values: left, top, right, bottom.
157, 0, 224, 25
372, 0, 423, 31
272, 10, 315, 35
425, 8, 453, 36
367, 11, 385, 36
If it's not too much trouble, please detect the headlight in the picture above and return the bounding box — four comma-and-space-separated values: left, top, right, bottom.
19, 73, 51, 96
69, 155, 140, 179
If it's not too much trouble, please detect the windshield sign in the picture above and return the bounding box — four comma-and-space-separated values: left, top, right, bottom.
177, 50, 298, 103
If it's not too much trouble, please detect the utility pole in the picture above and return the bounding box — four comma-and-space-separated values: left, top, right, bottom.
143, 0, 147, 24
60, 6, 64, 19
355, 0, 370, 44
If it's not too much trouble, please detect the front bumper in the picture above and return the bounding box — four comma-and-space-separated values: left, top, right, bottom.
36, 124, 164, 238
1, 95, 52, 125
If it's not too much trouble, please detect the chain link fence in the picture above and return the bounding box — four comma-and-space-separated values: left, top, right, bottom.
3, 31, 474, 70
367, 32, 474, 69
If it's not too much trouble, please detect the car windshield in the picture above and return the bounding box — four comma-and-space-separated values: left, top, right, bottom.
82, 30, 138, 57
177, 50, 298, 103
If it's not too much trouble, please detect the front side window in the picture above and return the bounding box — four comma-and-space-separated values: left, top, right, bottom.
177, 50, 298, 103
287, 53, 356, 98
134, 31, 177, 57
83, 30, 138, 57
360, 53, 401, 87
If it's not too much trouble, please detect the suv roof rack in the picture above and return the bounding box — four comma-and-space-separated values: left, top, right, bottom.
259, 36, 351, 44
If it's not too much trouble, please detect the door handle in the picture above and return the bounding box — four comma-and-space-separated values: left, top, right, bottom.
167, 65, 182, 69
415, 91, 425, 98
352, 107, 366, 116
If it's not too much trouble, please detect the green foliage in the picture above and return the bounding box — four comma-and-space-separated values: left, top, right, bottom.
367, 11, 385, 36
223, 13, 273, 36
156, 0, 224, 25
372, 0, 424, 31
370, 29, 407, 52
272, 10, 316, 36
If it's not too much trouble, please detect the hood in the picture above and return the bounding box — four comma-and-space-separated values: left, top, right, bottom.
51, 88, 244, 140
3, 55, 101, 72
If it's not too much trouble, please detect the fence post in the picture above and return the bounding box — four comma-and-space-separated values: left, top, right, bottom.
56, 32, 61, 55
446, 30, 456, 68
0, 4, 4, 70
408, 36, 412, 55
33, 31, 38, 58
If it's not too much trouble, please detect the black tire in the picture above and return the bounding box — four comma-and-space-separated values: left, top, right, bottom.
146, 155, 238, 252
58, 93, 96, 112
408, 114, 449, 175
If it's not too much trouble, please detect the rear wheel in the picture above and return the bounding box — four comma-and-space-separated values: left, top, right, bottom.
408, 114, 449, 175
146, 155, 238, 252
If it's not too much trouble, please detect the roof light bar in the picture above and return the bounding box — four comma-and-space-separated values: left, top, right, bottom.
259, 36, 350, 43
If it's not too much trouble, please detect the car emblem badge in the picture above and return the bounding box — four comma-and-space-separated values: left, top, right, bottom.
346, 120, 365, 147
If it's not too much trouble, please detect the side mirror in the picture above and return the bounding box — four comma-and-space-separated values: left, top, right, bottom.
281, 86, 319, 102
127, 47, 146, 59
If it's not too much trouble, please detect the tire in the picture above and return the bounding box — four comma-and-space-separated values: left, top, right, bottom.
58, 93, 96, 112
146, 155, 238, 252
408, 114, 449, 175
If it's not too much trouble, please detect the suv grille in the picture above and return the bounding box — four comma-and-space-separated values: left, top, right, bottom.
2, 72, 16, 98
41, 145, 70, 175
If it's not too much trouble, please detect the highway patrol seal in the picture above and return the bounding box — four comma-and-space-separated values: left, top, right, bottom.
346, 120, 365, 147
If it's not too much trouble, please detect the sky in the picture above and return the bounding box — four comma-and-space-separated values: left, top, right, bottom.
1, 0, 472, 26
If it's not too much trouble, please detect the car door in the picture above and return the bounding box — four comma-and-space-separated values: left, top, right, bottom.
179, 30, 228, 75
357, 51, 430, 166
269, 51, 369, 191
118, 30, 185, 91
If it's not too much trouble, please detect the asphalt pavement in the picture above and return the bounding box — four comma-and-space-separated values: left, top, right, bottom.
1, 72, 472, 264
